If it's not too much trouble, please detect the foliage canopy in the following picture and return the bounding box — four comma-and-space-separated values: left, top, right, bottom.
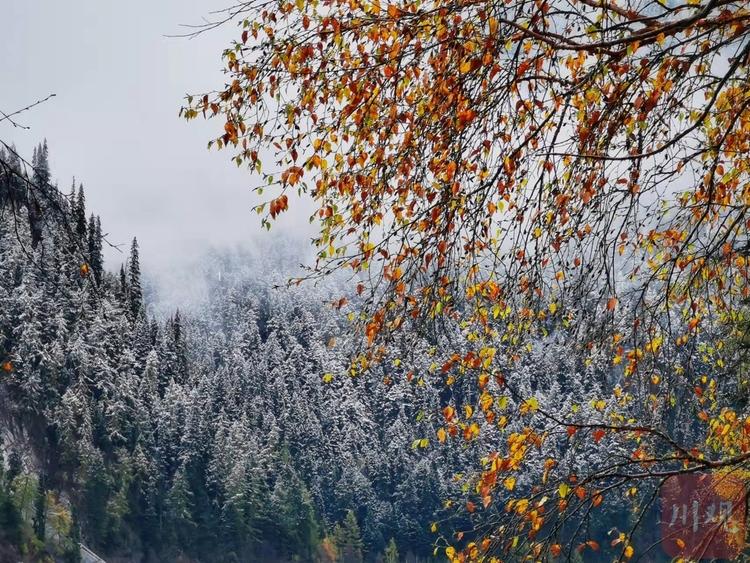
185, 0, 750, 559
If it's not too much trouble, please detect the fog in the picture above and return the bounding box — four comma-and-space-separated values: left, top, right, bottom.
1, 0, 316, 284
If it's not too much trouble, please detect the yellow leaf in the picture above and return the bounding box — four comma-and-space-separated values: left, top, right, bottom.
322, 373, 334, 383
488, 17, 498, 35
460, 60, 472, 74
437, 428, 447, 443
558, 482, 570, 498
520, 397, 539, 414
504, 476, 516, 491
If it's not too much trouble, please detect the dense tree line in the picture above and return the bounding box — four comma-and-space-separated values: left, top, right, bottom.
1, 143, 719, 562
0, 142, 477, 562
183, 0, 750, 557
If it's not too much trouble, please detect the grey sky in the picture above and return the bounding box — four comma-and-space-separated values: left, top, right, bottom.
1, 0, 314, 273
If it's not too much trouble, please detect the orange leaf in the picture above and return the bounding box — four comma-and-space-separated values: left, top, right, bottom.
437, 427, 447, 443
270, 195, 289, 218
224, 121, 238, 142
607, 297, 618, 311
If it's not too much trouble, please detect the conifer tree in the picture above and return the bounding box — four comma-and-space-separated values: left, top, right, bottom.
27, 140, 49, 247
0, 145, 24, 206
128, 237, 142, 319
62, 507, 82, 563
74, 184, 87, 242
0, 455, 22, 548
32, 473, 46, 542
31, 140, 49, 188
68, 179, 76, 215
87, 215, 103, 284
334, 510, 364, 563
116, 265, 128, 304
384, 538, 399, 563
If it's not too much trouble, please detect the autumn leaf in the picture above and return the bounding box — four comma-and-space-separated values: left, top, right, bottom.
223, 121, 238, 142
269, 195, 289, 218
185, 0, 750, 555
519, 397, 539, 415
558, 483, 570, 499
443, 406, 455, 422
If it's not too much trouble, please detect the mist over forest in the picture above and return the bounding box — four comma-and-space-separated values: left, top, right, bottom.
5, 0, 750, 561
0, 142, 469, 562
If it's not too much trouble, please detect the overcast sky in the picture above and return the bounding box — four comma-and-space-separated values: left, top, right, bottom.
1, 0, 314, 274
